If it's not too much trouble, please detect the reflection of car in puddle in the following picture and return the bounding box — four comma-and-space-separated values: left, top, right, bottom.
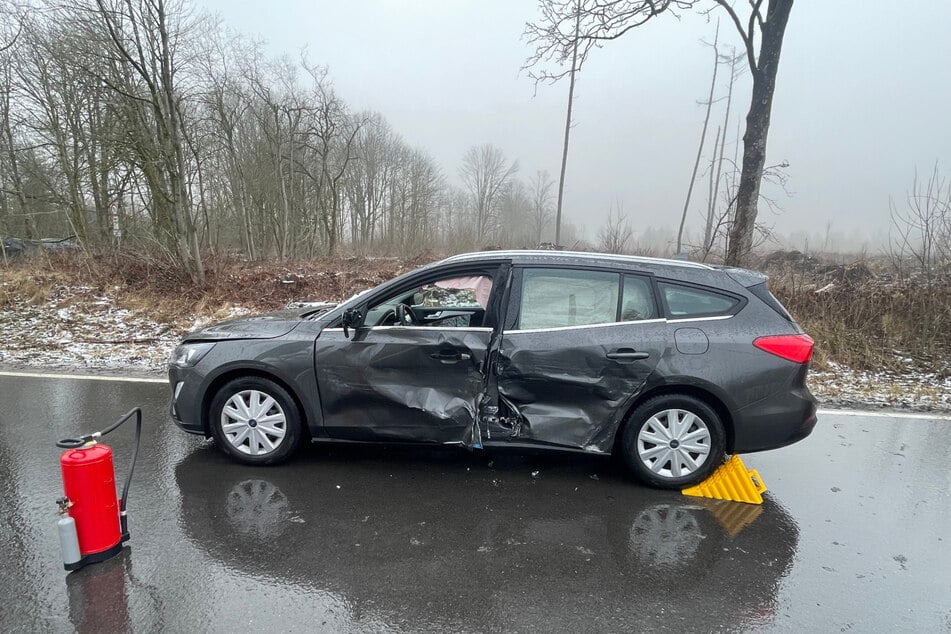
629, 504, 706, 568
226, 479, 291, 539
175, 446, 799, 631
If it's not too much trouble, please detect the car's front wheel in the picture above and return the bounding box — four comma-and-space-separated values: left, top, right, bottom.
621, 395, 726, 489
209, 377, 302, 465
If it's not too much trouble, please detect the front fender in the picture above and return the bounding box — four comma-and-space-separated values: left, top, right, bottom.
195, 333, 324, 437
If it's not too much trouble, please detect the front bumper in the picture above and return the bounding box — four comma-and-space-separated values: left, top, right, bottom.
168, 366, 206, 435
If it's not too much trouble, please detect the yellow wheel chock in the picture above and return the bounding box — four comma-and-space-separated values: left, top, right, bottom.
681, 455, 767, 505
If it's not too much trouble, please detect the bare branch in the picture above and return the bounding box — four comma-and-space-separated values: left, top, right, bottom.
523, 0, 695, 85
711, 0, 757, 74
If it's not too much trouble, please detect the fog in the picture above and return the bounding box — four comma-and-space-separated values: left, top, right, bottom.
196, 0, 951, 253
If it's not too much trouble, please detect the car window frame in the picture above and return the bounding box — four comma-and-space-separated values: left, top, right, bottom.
504, 265, 662, 332
330, 261, 509, 331
655, 279, 747, 320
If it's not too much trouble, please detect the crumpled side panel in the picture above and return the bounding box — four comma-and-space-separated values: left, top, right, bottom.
315, 328, 491, 444
495, 322, 666, 452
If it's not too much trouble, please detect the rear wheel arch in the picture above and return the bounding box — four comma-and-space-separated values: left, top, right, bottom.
614, 384, 736, 455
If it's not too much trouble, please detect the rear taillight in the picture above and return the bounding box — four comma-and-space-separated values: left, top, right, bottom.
753, 334, 814, 364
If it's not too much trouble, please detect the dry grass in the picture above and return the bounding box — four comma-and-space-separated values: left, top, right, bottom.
0, 268, 73, 308
1, 250, 431, 331
770, 270, 951, 377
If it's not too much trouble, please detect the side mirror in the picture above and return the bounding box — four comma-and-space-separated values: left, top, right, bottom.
342, 308, 363, 339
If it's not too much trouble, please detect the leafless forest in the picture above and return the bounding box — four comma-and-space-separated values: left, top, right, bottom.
0, 0, 577, 283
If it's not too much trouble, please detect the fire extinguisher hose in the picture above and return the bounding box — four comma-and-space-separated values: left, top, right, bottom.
56, 408, 142, 537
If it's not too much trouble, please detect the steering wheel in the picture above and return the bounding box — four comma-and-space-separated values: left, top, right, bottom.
396, 304, 420, 326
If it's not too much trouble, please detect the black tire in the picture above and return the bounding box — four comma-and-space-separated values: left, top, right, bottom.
620, 394, 726, 490
209, 377, 303, 465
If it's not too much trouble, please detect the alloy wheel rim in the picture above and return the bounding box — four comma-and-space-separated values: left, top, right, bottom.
636, 408, 711, 479
221, 389, 287, 456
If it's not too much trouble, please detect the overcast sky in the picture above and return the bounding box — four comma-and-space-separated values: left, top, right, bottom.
195, 0, 951, 252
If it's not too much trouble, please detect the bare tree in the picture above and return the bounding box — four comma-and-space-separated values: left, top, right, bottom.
597, 200, 633, 254
14, 18, 97, 244
434, 185, 471, 251
385, 145, 442, 254
195, 30, 261, 257
888, 163, 951, 285
459, 144, 519, 241
80, 0, 207, 281
3, 0, 573, 266
676, 20, 720, 255
0, 53, 36, 241
525, 0, 795, 266
555, 0, 581, 247
716, 0, 793, 265
344, 112, 398, 251
529, 170, 556, 245
496, 179, 532, 247
704, 46, 743, 254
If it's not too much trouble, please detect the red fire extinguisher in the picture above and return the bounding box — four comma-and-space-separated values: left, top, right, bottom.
55, 408, 142, 572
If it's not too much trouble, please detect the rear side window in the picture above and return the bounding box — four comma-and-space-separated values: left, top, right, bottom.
519, 268, 619, 329
659, 282, 739, 318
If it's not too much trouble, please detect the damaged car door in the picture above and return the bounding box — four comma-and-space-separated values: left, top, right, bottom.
313, 266, 503, 445
491, 267, 667, 453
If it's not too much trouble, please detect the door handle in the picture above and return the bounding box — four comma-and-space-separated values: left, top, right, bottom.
430, 350, 471, 364
606, 348, 650, 361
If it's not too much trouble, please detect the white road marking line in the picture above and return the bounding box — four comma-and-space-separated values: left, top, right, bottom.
817, 408, 951, 421
0, 370, 167, 384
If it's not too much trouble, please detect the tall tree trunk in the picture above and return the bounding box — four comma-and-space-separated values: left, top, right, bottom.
676, 21, 719, 255
1, 90, 35, 239
725, 0, 793, 266
703, 126, 721, 257
705, 53, 737, 255
555, 2, 581, 247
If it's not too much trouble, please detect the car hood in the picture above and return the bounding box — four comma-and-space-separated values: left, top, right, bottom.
183, 304, 336, 341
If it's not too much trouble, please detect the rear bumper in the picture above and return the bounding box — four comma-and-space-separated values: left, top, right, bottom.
731, 385, 818, 453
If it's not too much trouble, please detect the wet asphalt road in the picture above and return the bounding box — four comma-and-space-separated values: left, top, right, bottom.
1, 374, 949, 633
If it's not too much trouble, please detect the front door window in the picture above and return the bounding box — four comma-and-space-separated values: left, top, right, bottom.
364, 274, 493, 328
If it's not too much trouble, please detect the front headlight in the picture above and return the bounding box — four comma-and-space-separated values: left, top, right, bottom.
170, 342, 216, 368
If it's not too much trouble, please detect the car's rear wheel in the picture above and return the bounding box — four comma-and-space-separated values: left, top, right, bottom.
621, 395, 726, 489
209, 377, 302, 465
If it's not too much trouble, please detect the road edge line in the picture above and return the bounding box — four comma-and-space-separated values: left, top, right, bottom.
817, 408, 951, 421
0, 370, 166, 384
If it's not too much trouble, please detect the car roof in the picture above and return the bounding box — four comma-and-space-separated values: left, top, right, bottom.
440, 250, 715, 271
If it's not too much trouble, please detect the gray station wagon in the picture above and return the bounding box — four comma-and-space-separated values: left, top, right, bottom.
169, 250, 817, 488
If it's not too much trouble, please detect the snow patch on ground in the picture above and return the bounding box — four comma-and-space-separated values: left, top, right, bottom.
0, 284, 250, 373
808, 361, 951, 412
